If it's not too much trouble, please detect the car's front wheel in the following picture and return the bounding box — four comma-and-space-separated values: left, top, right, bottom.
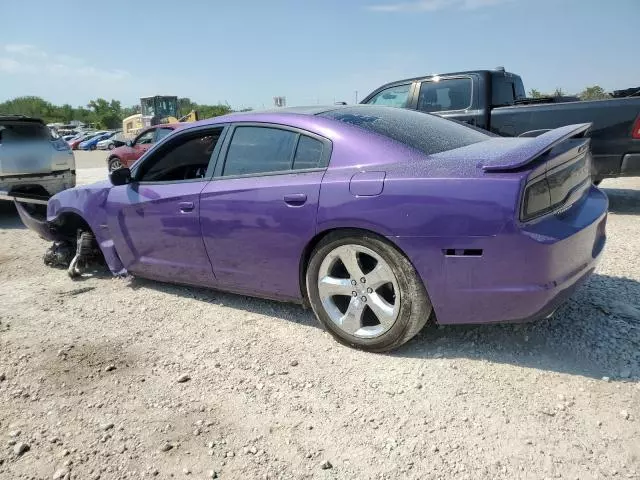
108, 157, 124, 172
306, 231, 432, 352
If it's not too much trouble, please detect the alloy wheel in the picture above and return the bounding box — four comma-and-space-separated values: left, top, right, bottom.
317, 244, 400, 338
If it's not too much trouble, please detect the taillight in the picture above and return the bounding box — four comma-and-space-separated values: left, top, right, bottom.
632, 116, 640, 139
521, 154, 590, 222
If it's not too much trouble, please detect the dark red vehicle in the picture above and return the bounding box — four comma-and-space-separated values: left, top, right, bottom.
107, 125, 179, 171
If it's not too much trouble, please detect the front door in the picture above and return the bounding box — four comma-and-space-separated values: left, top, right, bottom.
200, 124, 331, 300
106, 127, 225, 285
127, 128, 155, 164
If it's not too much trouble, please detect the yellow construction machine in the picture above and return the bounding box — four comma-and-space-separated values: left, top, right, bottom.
122, 95, 198, 138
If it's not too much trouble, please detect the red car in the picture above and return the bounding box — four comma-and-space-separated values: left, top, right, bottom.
106, 125, 179, 171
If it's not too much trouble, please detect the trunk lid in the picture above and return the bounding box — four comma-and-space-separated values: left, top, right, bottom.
481, 123, 591, 171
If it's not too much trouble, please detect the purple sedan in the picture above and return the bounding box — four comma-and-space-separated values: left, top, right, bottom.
16, 106, 607, 352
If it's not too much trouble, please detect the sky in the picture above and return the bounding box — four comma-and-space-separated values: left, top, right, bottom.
1, 0, 638, 109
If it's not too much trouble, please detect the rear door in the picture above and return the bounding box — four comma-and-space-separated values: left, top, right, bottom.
106, 126, 226, 285
200, 123, 331, 300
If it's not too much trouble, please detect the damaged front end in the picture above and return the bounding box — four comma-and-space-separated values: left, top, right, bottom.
9, 183, 123, 278
14, 200, 103, 278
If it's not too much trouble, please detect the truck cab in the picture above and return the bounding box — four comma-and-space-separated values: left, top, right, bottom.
362, 68, 640, 181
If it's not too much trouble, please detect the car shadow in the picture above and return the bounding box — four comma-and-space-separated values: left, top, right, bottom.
602, 187, 640, 215
127, 276, 318, 328
126, 272, 639, 381
395, 273, 640, 380
0, 201, 26, 229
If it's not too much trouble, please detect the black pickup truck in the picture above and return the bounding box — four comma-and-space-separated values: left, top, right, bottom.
361, 69, 640, 183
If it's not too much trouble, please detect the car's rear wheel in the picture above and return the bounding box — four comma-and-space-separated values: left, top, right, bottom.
90, 145, 97, 151
108, 143, 115, 150
108, 157, 123, 172
306, 231, 432, 352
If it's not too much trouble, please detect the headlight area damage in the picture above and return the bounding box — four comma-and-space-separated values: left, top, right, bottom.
11, 181, 126, 278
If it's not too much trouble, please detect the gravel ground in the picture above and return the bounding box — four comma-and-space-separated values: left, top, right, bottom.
0, 166, 639, 479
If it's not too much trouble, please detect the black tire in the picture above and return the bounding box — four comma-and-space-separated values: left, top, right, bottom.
108, 143, 115, 150
90, 145, 97, 151
306, 230, 432, 352
108, 157, 123, 172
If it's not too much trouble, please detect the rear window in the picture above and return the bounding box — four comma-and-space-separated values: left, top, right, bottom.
319, 106, 489, 156
0, 121, 50, 144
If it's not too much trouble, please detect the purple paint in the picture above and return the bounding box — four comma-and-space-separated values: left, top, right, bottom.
17, 106, 607, 328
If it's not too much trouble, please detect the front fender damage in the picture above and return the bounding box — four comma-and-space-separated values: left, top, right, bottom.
15, 195, 127, 277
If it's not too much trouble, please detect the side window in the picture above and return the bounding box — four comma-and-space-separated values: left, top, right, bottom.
136, 129, 222, 182
134, 130, 155, 146
417, 78, 472, 113
492, 77, 516, 106
223, 126, 297, 176
293, 135, 324, 170
365, 84, 411, 107
155, 127, 174, 142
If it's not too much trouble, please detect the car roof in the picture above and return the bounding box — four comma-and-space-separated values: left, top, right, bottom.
186, 105, 367, 128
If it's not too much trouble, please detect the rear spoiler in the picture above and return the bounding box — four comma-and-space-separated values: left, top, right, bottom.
482, 123, 591, 171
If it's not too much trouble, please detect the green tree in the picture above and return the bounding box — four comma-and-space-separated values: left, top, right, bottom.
553, 88, 566, 97
59, 104, 75, 123
87, 98, 123, 129
0, 96, 62, 123
578, 85, 610, 101
121, 104, 140, 118
529, 88, 544, 98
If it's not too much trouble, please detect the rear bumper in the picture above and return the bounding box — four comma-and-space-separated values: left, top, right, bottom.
0, 170, 76, 197
592, 153, 640, 179
392, 186, 608, 325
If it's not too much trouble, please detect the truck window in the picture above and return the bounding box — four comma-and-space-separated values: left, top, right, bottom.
492, 74, 527, 106
365, 84, 411, 107
417, 78, 472, 113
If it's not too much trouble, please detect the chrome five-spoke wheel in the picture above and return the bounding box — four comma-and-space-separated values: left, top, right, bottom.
318, 244, 399, 338
306, 232, 432, 352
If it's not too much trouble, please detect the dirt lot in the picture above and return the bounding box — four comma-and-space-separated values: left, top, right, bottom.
0, 160, 639, 479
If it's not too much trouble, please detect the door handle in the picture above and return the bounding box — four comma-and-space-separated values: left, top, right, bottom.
179, 201, 195, 212
283, 193, 307, 206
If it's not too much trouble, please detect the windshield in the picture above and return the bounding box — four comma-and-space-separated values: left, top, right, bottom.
0, 121, 50, 144
141, 97, 178, 118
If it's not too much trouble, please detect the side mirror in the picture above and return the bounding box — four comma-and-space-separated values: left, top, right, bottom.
109, 167, 131, 186
126, 140, 133, 147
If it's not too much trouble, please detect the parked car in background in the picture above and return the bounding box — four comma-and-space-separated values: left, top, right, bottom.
79, 131, 113, 151
69, 132, 98, 150
16, 106, 606, 352
107, 124, 179, 171
0, 115, 75, 200
362, 68, 640, 183
97, 131, 124, 150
